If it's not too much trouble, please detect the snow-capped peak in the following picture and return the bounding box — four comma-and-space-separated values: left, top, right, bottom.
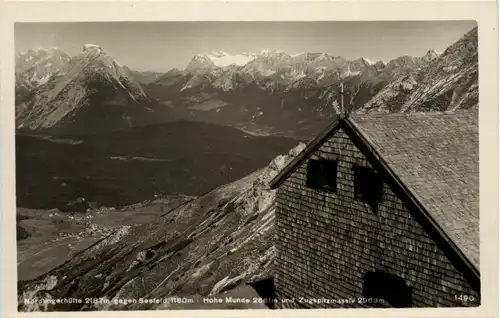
259, 49, 286, 56
83, 44, 104, 53
362, 57, 376, 65
193, 54, 211, 61
242, 52, 259, 58
291, 52, 305, 57
79, 44, 116, 66
209, 51, 229, 58
204, 51, 257, 67
19, 47, 63, 56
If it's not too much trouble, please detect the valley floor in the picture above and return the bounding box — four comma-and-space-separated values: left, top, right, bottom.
17, 194, 194, 281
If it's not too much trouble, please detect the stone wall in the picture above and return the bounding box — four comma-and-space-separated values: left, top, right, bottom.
273, 128, 479, 308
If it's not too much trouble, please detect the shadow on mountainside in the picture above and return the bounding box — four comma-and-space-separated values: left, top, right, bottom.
16, 120, 300, 210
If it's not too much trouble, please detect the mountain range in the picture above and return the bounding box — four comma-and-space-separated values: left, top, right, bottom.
15, 26, 477, 138
143, 48, 443, 137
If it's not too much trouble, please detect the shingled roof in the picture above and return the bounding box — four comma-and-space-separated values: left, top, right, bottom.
270, 110, 479, 274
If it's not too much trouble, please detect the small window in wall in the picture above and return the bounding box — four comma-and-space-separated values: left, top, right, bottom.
306, 159, 337, 192
353, 165, 384, 212
363, 270, 413, 307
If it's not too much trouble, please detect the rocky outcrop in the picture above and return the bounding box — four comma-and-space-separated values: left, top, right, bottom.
359, 27, 478, 113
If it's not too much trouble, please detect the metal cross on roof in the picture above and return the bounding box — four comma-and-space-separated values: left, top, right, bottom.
339, 82, 346, 119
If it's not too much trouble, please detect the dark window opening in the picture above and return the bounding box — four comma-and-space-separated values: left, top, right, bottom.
306, 159, 337, 192
353, 165, 384, 212
363, 270, 413, 308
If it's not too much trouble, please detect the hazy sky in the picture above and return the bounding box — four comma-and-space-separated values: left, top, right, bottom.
15, 21, 477, 72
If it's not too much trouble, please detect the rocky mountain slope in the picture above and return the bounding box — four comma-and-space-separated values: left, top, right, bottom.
144, 48, 442, 138
358, 27, 478, 113
15, 48, 71, 94
15, 44, 173, 135
122, 67, 163, 85
18, 142, 306, 312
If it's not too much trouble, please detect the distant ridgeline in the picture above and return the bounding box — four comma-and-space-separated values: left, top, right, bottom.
269, 109, 479, 308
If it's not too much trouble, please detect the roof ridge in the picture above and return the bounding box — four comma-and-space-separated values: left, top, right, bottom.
352, 109, 477, 119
